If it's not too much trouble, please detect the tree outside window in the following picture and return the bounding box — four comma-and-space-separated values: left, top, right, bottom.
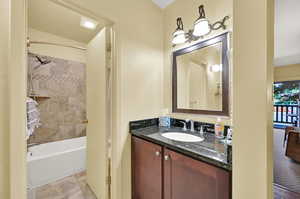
274, 82, 300, 105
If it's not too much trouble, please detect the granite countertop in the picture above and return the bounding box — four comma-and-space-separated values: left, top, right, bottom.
131, 126, 232, 171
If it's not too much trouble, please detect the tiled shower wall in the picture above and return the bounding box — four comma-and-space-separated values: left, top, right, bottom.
28, 53, 86, 144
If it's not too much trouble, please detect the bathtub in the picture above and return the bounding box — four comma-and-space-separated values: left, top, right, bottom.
27, 136, 86, 188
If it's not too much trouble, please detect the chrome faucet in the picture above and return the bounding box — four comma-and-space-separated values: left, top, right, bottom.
179, 120, 197, 132
190, 120, 195, 132
180, 119, 195, 132
179, 121, 187, 131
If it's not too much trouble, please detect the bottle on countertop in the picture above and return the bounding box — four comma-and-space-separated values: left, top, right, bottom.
214, 118, 224, 139
159, 116, 170, 127
224, 127, 233, 145
227, 128, 233, 140
159, 109, 171, 127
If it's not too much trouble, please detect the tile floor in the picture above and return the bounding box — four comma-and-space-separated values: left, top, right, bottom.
273, 129, 300, 198
274, 184, 300, 199
28, 171, 97, 199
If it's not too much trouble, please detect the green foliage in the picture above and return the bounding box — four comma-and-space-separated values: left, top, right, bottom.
274, 82, 299, 105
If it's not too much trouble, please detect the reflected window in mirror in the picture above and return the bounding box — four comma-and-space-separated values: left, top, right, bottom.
172, 33, 229, 116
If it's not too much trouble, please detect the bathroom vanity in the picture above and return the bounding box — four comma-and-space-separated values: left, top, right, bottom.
130, 32, 232, 199
130, 119, 232, 199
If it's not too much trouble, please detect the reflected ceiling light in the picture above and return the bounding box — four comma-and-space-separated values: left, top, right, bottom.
172, 18, 187, 45
80, 17, 98, 30
172, 5, 229, 46
193, 5, 210, 37
211, 64, 222, 72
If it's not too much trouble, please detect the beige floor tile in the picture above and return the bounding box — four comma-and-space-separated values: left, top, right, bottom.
53, 176, 82, 196
35, 184, 63, 199
78, 183, 97, 199
31, 171, 97, 199
62, 188, 85, 199
74, 171, 87, 182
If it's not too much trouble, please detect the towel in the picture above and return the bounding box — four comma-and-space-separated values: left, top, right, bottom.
26, 97, 41, 139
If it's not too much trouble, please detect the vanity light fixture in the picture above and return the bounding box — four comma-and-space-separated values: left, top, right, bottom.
172, 18, 187, 45
172, 5, 229, 45
193, 5, 210, 37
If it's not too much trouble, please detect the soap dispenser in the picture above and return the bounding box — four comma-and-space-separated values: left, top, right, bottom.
215, 118, 224, 139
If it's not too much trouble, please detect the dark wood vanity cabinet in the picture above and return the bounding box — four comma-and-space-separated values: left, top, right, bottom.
132, 136, 231, 199
132, 137, 163, 199
164, 149, 231, 199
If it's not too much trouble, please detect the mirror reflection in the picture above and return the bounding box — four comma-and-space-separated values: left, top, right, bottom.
176, 42, 223, 111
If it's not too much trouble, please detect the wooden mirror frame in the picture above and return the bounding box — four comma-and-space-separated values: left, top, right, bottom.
172, 32, 229, 116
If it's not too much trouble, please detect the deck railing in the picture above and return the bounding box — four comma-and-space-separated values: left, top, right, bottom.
273, 104, 298, 126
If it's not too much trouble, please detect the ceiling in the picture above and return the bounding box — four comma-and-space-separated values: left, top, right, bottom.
275, 0, 300, 66
151, 0, 175, 9
28, 0, 108, 43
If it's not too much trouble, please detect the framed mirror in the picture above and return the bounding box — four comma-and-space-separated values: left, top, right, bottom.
172, 33, 229, 116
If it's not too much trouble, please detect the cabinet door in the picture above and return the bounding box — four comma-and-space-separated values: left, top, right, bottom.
164, 149, 231, 199
132, 137, 163, 199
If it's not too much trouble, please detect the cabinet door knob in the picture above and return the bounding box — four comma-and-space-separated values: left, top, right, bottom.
155, 151, 161, 156
164, 155, 170, 161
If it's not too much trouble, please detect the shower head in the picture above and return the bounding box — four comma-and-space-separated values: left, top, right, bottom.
35, 56, 51, 65
33, 56, 52, 71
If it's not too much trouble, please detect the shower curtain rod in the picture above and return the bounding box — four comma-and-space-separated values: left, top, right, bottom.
27, 40, 87, 51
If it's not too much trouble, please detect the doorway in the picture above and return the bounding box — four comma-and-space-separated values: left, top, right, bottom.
25, 1, 115, 198
273, 81, 300, 196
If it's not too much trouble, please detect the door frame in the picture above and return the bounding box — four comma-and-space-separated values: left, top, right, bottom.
9, 0, 121, 199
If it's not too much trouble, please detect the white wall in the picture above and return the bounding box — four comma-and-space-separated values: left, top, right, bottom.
0, 0, 10, 198
164, 0, 233, 125
9, 0, 27, 198
275, 0, 300, 66
233, 0, 274, 198
274, 64, 300, 82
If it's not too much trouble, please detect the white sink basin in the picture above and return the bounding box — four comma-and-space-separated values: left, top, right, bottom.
162, 132, 204, 142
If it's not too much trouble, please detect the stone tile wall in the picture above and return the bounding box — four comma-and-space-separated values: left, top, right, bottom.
28, 53, 86, 144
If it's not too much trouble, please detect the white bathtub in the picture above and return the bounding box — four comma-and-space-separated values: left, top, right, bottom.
27, 136, 86, 188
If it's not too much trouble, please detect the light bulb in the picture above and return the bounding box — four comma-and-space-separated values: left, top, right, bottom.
172, 30, 186, 45
193, 18, 210, 37
211, 64, 222, 72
